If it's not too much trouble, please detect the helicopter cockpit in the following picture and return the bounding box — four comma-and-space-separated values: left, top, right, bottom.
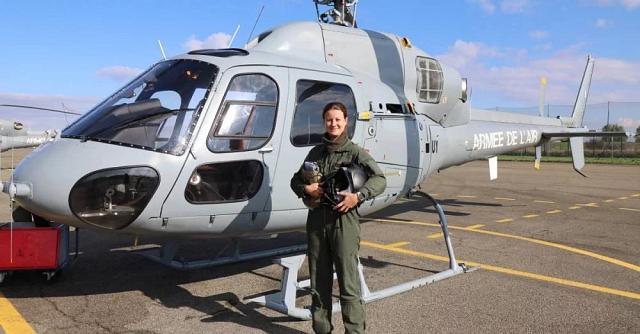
62, 59, 218, 155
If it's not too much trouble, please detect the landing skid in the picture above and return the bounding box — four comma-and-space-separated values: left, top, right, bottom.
139, 238, 307, 271
248, 192, 477, 320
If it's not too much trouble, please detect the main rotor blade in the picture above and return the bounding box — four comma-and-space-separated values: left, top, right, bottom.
0, 104, 82, 115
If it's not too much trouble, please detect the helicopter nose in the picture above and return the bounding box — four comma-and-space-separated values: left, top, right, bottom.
9, 139, 167, 230
9, 141, 87, 225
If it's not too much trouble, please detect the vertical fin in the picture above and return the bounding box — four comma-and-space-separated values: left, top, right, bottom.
565, 55, 594, 128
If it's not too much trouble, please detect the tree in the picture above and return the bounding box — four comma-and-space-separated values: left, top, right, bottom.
602, 124, 625, 132
601, 124, 624, 143
601, 124, 625, 153
636, 125, 640, 143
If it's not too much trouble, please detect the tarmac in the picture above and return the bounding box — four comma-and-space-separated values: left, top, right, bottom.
0, 149, 639, 333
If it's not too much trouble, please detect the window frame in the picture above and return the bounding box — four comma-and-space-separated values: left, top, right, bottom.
290, 79, 358, 147
207, 72, 280, 153
415, 56, 444, 104
184, 160, 265, 204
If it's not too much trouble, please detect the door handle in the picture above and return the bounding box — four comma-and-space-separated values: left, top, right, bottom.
258, 146, 273, 154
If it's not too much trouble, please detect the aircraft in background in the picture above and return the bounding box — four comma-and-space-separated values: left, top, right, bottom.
0, 105, 81, 152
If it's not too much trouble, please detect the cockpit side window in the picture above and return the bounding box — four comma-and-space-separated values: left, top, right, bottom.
290, 80, 357, 147
207, 74, 278, 152
416, 57, 443, 104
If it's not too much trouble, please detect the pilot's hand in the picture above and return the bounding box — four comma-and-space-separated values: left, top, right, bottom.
304, 183, 324, 199
334, 191, 359, 213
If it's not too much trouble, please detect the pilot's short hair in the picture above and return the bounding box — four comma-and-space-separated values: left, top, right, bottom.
322, 102, 348, 120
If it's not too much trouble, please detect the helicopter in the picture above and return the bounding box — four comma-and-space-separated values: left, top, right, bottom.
0, 105, 81, 152
0, 0, 626, 319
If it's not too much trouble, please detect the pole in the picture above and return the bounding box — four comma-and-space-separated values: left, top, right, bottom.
538, 76, 547, 117
608, 101, 613, 160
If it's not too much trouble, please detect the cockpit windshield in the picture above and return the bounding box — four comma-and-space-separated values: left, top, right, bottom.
63, 60, 218, 155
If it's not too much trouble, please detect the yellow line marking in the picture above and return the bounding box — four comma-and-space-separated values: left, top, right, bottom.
457, 195, 477, 198
385, 241, 410, 248
576, 203, 599, 208
361, 241, 640, 301
495, 218, 514, 223
465, 224, 485, 230
618, 197, 629, 200
522, 214, 539, 218
367, 218, 640, 273
494, 197, 516, 201
546, 210, 562, 214
534, 200, 556, 204
568, 206, 581, 210
427, 232, 444, 239
603, 199, 615, 203
0, 292, 36, 334
631, 194, 640, 197
620, 208, 640, 212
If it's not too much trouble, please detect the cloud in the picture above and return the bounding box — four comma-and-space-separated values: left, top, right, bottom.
529, 30, 549, 40
184, 32, 232, 51
437, 40, 502, 68
501, 0, 530, 13
467, 0, 496, 14
617, 117, 640, 130
468, 0, 530, 13
595, 18, 612, 28
96, 66, 143, 82
588, 0, 640, 9
436, 41, 640, 107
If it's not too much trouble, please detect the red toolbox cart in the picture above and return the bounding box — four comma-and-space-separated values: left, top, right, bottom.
0, 222, 71, 283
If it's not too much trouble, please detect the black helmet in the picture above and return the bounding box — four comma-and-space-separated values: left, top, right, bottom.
323, 164, 367, 206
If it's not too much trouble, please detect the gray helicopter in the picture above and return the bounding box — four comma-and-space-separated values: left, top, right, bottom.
0, 0, 625, 319
0, 105, 81, 152
0, 118, 55, 152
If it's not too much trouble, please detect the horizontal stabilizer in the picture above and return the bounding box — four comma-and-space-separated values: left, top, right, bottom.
542, 131, 627, 139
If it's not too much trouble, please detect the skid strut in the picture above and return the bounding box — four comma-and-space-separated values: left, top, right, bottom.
248, 193, 476, 320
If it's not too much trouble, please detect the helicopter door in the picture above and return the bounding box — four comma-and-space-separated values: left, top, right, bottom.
159, 66, 288, 235
269, 69, 360, 214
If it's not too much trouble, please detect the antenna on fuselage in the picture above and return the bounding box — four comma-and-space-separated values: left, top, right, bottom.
157, 40, 167, 60
246, 5, 265, 45
228, 25, 241, 48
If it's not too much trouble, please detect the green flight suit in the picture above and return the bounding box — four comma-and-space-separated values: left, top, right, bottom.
291, 134, 386, 334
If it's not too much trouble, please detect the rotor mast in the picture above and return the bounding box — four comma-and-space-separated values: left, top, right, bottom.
314, 0, 359, 27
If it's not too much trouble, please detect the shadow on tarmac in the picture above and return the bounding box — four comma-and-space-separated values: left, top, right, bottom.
1, 230, 311, 332
369, 192, 505, 218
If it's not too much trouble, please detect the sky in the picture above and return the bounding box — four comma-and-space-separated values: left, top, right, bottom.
1, 0, 639, 132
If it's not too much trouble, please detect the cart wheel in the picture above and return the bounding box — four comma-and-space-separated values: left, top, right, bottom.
0, 271, 13, 286
42, 269, 63, 283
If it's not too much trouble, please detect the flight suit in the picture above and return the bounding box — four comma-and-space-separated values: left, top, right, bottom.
291, 135, 386, 334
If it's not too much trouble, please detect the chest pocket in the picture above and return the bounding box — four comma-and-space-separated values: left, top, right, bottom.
319, 151, 354, 177
336, 151, 355, 168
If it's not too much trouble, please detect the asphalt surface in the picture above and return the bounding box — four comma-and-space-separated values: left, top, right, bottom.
1, 151, 639, 333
